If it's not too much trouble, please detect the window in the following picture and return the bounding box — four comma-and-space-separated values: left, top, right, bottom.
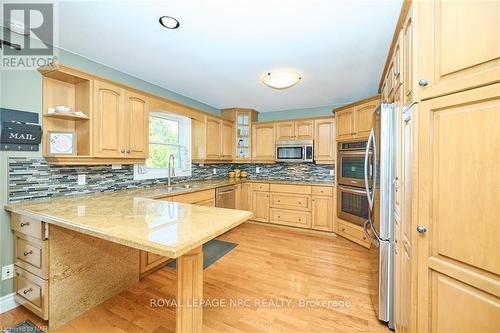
134, 112, 191, 180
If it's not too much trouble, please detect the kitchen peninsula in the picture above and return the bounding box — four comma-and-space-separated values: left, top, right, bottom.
5, 185, 254, 332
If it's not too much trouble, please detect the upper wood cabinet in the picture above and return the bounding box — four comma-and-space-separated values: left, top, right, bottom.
336, 108, 354, 140
295, 120, 314, 140
93, 81, 125, 158
402, 5, 416, 110
275, 120, 314, 141
335, 96, 380, 141
220, 120, 234, 160
419, 0, 500, 100
192, 115, 234, 162
124, 91, 149, 159
93, 80, 149, 159
313, 118, 335, 164
205, 117, 222, 159
252, 123, 275, 162
275, 121, 295, 140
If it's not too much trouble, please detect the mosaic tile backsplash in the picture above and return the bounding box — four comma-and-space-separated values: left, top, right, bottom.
8, 157, 334, 202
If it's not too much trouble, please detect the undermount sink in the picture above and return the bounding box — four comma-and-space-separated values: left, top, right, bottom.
164, 184, 198, 192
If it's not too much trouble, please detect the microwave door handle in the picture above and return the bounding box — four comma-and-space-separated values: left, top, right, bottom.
364, 130, 374, 210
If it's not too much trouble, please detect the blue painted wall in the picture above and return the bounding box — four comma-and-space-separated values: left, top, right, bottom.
258, 105, 341, 121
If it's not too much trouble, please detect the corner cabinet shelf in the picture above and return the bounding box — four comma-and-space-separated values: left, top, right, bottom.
39, 64, 149, 165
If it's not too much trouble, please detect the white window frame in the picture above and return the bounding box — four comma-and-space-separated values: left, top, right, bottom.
134, 112, 191, 180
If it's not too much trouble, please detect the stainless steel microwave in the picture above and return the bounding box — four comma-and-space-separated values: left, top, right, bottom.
275, 140, 314, 162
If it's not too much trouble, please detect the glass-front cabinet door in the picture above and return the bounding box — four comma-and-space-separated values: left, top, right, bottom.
236, 111, 250, 159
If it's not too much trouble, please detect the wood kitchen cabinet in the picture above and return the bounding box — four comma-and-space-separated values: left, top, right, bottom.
419, 0, 500, 100
275, 121, 295, 140
93, 80, 149, 159
221, 120, 234, 160
236, 183, 251, 211
123, 90, 149, 159
192, 115, 235, 162
275, 120, 314, 141
311, 194, 333, 232
93, 80, 124, 157
251, 188, 270, 222
206, 116, 222, 159
252, 123, 275, 162
335, 96, 380, 141
313, 117, 335, 164
221, 108, 259, 162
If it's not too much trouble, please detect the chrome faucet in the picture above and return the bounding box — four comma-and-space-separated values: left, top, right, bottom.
167, 154, 175, 186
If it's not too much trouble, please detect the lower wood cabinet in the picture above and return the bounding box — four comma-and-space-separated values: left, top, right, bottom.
270, 208, 311, 228
249, 183, 334, 232
14, 266, 49, 320
336, 220, 370, 248
251, 189, 270, 222
311, 195, 334, 231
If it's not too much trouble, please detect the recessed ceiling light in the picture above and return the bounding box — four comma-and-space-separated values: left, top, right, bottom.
262, 70, 302, 89
159, 16, 180, 29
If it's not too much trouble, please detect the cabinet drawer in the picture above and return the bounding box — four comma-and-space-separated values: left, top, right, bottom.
270, 193, 311, 211
14, 266, 48, 320
251, 183, 269, 191
270, 184, 311, 194
338, 220, 371, 248
11, 214, 46, 240
270, 209, 311, 229
169, 189, 215, 204
15, 233, 48, 279
311, 186, 333, 196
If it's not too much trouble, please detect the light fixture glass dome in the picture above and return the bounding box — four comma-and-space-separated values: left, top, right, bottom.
262, 70, 302, 89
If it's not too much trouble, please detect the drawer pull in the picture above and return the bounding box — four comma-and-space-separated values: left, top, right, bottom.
298, 202, 302, 205
278, 216, 281, 219
342, 228, 345, 232
23, 288, 33, 295
298, 218, 302, 222
277, 200, 281, 203
20, 222, 30, 227
23, 250, 33, 256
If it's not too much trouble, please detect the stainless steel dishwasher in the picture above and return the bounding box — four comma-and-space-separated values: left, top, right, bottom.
215, 185, 236, 209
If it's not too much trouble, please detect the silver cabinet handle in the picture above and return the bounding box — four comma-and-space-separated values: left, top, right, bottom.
23, 250, 33, 256
416, 225, 427, 233
120, 149, 125, 153
126, 150, 131, 154
23, 288, 32, 295
418, 79, 428, 86
20, 222, 30, 227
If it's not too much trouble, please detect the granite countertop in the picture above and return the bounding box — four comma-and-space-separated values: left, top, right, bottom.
4, 178, 333, 258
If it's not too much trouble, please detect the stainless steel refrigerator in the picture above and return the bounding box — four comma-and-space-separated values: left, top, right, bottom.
363, 103, 395, 329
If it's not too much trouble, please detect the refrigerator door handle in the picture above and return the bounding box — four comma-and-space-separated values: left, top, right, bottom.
371, 128, 377, 208
364, 130, 374, 210
363, 219, 379, 247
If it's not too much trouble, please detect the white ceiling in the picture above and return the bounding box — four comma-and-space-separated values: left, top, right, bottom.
56, 0, 402, 112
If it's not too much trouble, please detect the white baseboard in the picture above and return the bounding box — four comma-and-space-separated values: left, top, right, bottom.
0, 293, 19, 314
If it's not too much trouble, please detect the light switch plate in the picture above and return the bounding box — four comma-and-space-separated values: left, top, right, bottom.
256, 167, 261, 174
2, 264, 14, 280
111, 164, 122, 170
77, 174, 86, 186
213, 168, 217, 175
329, 170, 334, 176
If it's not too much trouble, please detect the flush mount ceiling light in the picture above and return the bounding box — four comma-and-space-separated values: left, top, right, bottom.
159, 16, 180, 29
262, 70, 302, 89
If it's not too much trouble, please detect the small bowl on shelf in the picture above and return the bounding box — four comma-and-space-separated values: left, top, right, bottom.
55, 106, 72, 113
228, 171, 236, 178
240, 171, 248, 178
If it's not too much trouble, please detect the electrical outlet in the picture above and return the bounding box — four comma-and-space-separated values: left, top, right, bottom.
2, 264, 14, 280
329, 170, 334, 176
77, 174, 86, 186
256, 167, 261, 174
111, 164, 122, 170
213, 168, 217, 175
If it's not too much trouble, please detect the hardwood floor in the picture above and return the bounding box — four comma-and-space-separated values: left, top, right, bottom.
0, 223, 390, 333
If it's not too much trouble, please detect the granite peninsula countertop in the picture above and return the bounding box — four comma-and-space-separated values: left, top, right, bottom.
4, 178, 334, 258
